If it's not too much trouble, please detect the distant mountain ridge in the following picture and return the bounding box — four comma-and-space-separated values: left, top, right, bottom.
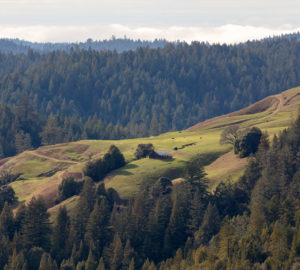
1, 32, 300, 54
0, 37, 169, 54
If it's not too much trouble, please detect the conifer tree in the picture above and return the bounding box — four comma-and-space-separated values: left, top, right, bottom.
39, 252, 58, 270
256, 132, 270, 163
128, 258, 135, 270
146, 193, 172, 261
186, 189, 205, 236
141, 258, 150, 270
0, 236, 10, 269
70, 179, 96, 246
76, 261, 85, 270
40, 114, 64, 146
15, 130, 33, 153
85, 198, 111, 256
23, 196, 51, 251
14, 204, 26, 233
60, 259, 74, 270
148, 261, 156, 270
4, 249, 27, 270
51, 206, 70, 263
195, 203, 220, 245
290, 223, 300, 260
150, 114, 159, 136
126, 193, 148, 249
109, 234, 123, 270
218, 219, 234, 260
165, 183, 191, 254
173, 249, 183, 270
269, 221, 289, 268
26, 247, 44, 270
0, 202, 14, 240
85, 249, 98, 270
122, 240, 134, 270
96, 257, 106, 270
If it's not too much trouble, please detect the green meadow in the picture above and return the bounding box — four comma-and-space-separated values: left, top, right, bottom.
1, 86, 299, 212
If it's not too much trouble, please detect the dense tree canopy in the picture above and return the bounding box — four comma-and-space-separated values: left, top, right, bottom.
0, 36, 300, 145
0, 36, 299, 159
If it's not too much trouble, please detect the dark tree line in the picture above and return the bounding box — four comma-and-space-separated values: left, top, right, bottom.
0, 98, 129, 158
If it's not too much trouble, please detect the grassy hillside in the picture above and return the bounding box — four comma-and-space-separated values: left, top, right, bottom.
1, 86, 300, 215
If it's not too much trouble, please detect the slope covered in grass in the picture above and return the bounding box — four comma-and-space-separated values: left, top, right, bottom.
1, 86, 299, 213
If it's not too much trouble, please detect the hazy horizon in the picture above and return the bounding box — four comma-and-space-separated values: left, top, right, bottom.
0, 0, 300, 43
1, 24, 300, 44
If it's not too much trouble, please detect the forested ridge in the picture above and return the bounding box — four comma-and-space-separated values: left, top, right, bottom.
0, 35, 300, 158
1, 37, 300, 130
0, 114, 299, 269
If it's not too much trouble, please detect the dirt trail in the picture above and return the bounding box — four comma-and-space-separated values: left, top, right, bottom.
256, 93, 284, 123
187, 93, 285, 132
273, 93, 284, 114
27, 151, 79, 164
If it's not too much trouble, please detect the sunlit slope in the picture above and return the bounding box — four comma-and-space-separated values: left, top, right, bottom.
1, 86, 299, 211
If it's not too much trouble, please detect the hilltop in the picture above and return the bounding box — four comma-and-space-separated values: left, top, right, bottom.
1, 86, 299, 216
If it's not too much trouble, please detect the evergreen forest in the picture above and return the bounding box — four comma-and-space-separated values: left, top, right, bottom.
0, 35, 300, 157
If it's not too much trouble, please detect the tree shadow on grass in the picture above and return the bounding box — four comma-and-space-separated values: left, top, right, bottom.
125, 163, 138, 169
156, 158, 175, 163
112, 163, 139, 176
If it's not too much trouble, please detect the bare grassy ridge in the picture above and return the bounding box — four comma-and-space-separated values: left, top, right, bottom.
1, 86, 300, 215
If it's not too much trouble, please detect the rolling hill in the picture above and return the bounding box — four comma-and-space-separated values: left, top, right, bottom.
1, 86, 300, 217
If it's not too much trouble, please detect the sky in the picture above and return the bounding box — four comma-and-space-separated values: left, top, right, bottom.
0, 0, 300, 43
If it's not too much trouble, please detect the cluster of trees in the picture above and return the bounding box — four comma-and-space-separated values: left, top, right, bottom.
83, 145, 126, 182
0, 114, 300, 269
56, 144, 125, 204
0, 36, 300, 143
134, 144, 154, 159
220, 126, 263, 157
0, 185, 16, 213
55, 177, 84, 204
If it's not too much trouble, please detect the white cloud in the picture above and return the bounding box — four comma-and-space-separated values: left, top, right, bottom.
0, 24, 299, 44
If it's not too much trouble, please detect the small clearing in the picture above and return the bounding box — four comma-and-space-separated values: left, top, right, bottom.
205, 151, 248, 190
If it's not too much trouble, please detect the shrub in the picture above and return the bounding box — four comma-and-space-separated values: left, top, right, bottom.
134, 144, 154, 159
84, 145, 125, 182
0, 185, 17, 212
238, 127, 262, 157
56, 177, 84, 203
